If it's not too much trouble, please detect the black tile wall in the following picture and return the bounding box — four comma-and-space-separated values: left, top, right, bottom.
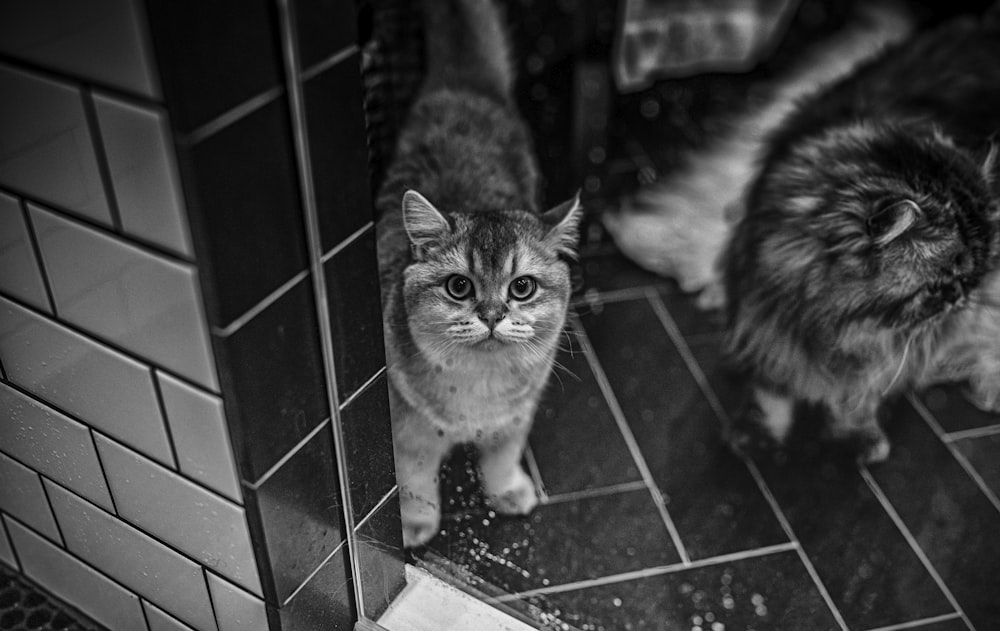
303, 53, 374, 253
354, 493, 406, 620
277, 544, 354, 631
323, 227, 386, 400
249, 425, 345, 605
145, 0, 283, 133
182, 97, 308, 328
340, 373, 396, 522
215, 278, 329, 483
293, 0, 359, 71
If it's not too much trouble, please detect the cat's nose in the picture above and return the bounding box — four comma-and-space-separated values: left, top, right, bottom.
477, 302, 508, 329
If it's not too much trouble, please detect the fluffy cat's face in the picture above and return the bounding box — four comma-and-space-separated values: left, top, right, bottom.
400, 190, 581, 365
755, 124, 999, 330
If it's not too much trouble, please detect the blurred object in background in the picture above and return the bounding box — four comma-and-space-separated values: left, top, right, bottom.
613, 0, 801, 92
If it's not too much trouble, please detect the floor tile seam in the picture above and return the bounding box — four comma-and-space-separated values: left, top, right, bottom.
571, 315, 691, 566
211, 268, 310, 338
909, 396, 1000, 516
570, 285, 662, 310
858, 466, 975, 631
542, 480, 648, 506
864, 612, 964, 631
943, 423, 1000, 443
743, 459, 850, 631
522, 446, 550, 503
491, 542, 799, 603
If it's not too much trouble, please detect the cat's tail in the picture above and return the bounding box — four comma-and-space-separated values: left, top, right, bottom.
602, 0, 914, 310
422, 0, 514, 100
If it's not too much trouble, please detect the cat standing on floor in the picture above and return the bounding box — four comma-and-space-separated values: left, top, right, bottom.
724, 9, 1000, 462
376, 0, 582, 547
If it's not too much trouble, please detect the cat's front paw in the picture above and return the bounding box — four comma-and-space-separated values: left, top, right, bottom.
484, 468, 539, 515
399, 492, 442, 548
965, 380, 1000, 414
825, 424, 891, 464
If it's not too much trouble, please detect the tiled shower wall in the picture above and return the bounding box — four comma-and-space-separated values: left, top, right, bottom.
0, 0, 404, 629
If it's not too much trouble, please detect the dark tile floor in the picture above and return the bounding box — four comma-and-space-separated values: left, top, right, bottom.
417, 240, 1000, 631
413, 36, 1000, 626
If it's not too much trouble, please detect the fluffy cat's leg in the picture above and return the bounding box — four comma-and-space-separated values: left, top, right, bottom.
824, 392, 890, 463
478, 427, 538, 515
393, 420, 452, 548
724, 385, 795, 455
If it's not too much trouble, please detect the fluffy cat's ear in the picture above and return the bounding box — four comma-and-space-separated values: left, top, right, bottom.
403, 190, 450, 256
868, 199, 921, 245
542, 191, 583, 258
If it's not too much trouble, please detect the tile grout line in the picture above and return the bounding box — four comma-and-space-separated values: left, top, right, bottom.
88, 429, 120, 516
36, 473, 67, 549
942, 423, 1000, 443
244, 417, 331, 491
338, 365, 387, 411
744, 460, 850, 630
646, 290, 850, 631
19, 199, 60, 317
0, 513, 24, 573
0, 52, 160, 106
12, 186, 195, 265
353, 485, 399, 534
543, 480, 654, 506
570, 285, 663, 310
80, 88, 124, 233
910, 396, 1000, 517
571, 313, 691, 566
211, 269, 310, 338
859, 465, 975, 630
0, 289, 219, 397
138, 597, 154, 631
150, 369, 182, 472
201, 569, 222, 631
300, 45, 358, 83
493, 541, 799, 602
181, 86, 285, 146
864, 612, 964, 631
522, 445, 549, 503
320, 220, 375, 265
282, 537, 350, 607
0, 378, 240, 510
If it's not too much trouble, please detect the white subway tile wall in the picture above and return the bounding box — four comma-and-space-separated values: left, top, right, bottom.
208, 572, 270, 631
145, 600, 198, 631
0, 453, 60, 543
93, 92, 193, 257
157, 371, 242, 503
0, 0, 160, 98
0, 296, 175, 466
0, 192, 50, 312
0, 65, 111, 225
0, 519, 15, 568
0, 8, 261, 629
5, 517, 148, 631
95, 435, 262, 596
30, 205, 218, 390
0, 383, 114, 511
45, 481, 219, 631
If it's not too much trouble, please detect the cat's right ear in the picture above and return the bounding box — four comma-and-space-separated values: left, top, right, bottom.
403, 190, 450, 258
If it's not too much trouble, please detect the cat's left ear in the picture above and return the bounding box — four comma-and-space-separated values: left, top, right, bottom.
403, 190, 450, 258
542, 191, 583, 259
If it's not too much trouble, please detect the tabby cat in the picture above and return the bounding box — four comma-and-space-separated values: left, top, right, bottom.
376, 0, 581, 547
725, 10, 1000, 462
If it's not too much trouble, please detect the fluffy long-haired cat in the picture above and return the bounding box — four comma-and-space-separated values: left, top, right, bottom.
603, 2, 914, 309
724, 9, 1000, 463
376, 0, 582, 547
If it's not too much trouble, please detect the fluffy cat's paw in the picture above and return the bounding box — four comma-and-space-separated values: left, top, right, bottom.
721, 413, 783, 459
964, 382, 1000, 414
485, 468, 539, 515
401, 510, 441, 548
826, 425, 891, 464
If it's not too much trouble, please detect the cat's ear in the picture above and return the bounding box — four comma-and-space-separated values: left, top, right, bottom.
541, 190, 583, 259
403, 190, 450, 256
868, 199, 921, 246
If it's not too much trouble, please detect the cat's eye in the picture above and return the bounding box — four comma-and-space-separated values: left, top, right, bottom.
445, 275, 474, 300
509, 276, 537, 300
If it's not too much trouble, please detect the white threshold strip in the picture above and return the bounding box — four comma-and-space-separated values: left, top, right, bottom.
378, 565, 537, 631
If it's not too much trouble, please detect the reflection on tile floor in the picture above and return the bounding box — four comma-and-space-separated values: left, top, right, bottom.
414, 246, 1000, 630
